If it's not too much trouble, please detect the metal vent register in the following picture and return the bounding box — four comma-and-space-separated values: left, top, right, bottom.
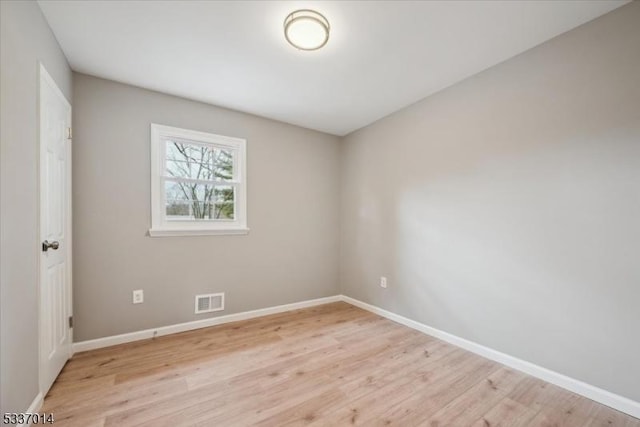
194, 293, 225, 314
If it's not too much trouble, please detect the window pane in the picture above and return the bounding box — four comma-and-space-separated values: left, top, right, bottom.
213, 186, 235, 220
165, 181, 235, 220
165, 140, 234, 182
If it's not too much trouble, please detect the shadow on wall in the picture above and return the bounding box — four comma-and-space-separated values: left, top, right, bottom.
396, 128, 639, 327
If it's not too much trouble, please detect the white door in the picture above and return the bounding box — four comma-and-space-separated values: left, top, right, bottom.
39, 64, 72, 394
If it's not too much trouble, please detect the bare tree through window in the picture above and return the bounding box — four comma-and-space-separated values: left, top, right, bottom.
164, 140, 235, 220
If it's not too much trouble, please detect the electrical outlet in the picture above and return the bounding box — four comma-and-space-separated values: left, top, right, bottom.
133, 289, 144, 304
380, 276, 388, 288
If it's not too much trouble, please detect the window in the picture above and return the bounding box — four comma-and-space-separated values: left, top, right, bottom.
149, 124, 247, 236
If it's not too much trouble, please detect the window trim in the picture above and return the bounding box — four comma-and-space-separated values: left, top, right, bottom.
149, 123, 248, 237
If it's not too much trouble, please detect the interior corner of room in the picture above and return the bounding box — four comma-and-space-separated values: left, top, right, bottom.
1, 0, 639, 424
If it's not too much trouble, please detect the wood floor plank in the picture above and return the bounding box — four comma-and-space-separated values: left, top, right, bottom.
42, 302, 640, 426
308, 350, 497, 425
470, 397, 539, 427
423, 367, 528, 426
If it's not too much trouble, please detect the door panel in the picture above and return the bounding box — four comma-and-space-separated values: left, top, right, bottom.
39, 64, 72, 394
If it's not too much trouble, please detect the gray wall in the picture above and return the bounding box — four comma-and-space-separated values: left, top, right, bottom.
72, 73, 340, 341
339, 3, 640, 402
0, 0, 73, 413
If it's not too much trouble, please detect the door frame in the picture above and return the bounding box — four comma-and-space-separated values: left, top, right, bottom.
37, 62, 73, 396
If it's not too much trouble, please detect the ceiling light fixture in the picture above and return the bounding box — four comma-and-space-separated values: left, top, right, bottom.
284, 9, 330, 51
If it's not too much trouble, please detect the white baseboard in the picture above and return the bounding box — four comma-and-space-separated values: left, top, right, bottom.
27, 392, 43, 412
72, 295, 341, 353
340, 295, 640, 419
24, 392, 43, 426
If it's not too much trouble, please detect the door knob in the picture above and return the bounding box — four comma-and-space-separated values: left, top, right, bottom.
42, 240, 60, 252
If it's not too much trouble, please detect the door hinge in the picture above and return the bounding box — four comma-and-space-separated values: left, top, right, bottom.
66, 127, 72, 140
68, 316, 73, 328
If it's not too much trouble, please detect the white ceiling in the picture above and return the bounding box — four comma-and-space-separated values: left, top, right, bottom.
38, 1, 627, 136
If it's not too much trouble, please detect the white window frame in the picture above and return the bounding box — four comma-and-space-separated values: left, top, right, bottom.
149, 123, 248, 237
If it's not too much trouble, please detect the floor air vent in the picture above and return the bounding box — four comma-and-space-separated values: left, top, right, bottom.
195, 293, 225, 314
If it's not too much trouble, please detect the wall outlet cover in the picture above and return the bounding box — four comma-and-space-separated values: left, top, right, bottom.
380, 277, 388, 288
133, 289, 144, 304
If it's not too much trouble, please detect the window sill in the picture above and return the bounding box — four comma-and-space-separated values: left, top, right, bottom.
148, 227, 250, 237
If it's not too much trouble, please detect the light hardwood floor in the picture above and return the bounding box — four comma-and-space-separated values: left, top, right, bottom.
42, 302, 639, 426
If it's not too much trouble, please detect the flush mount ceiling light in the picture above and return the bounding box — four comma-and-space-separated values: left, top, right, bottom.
284, 9, 330, 51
